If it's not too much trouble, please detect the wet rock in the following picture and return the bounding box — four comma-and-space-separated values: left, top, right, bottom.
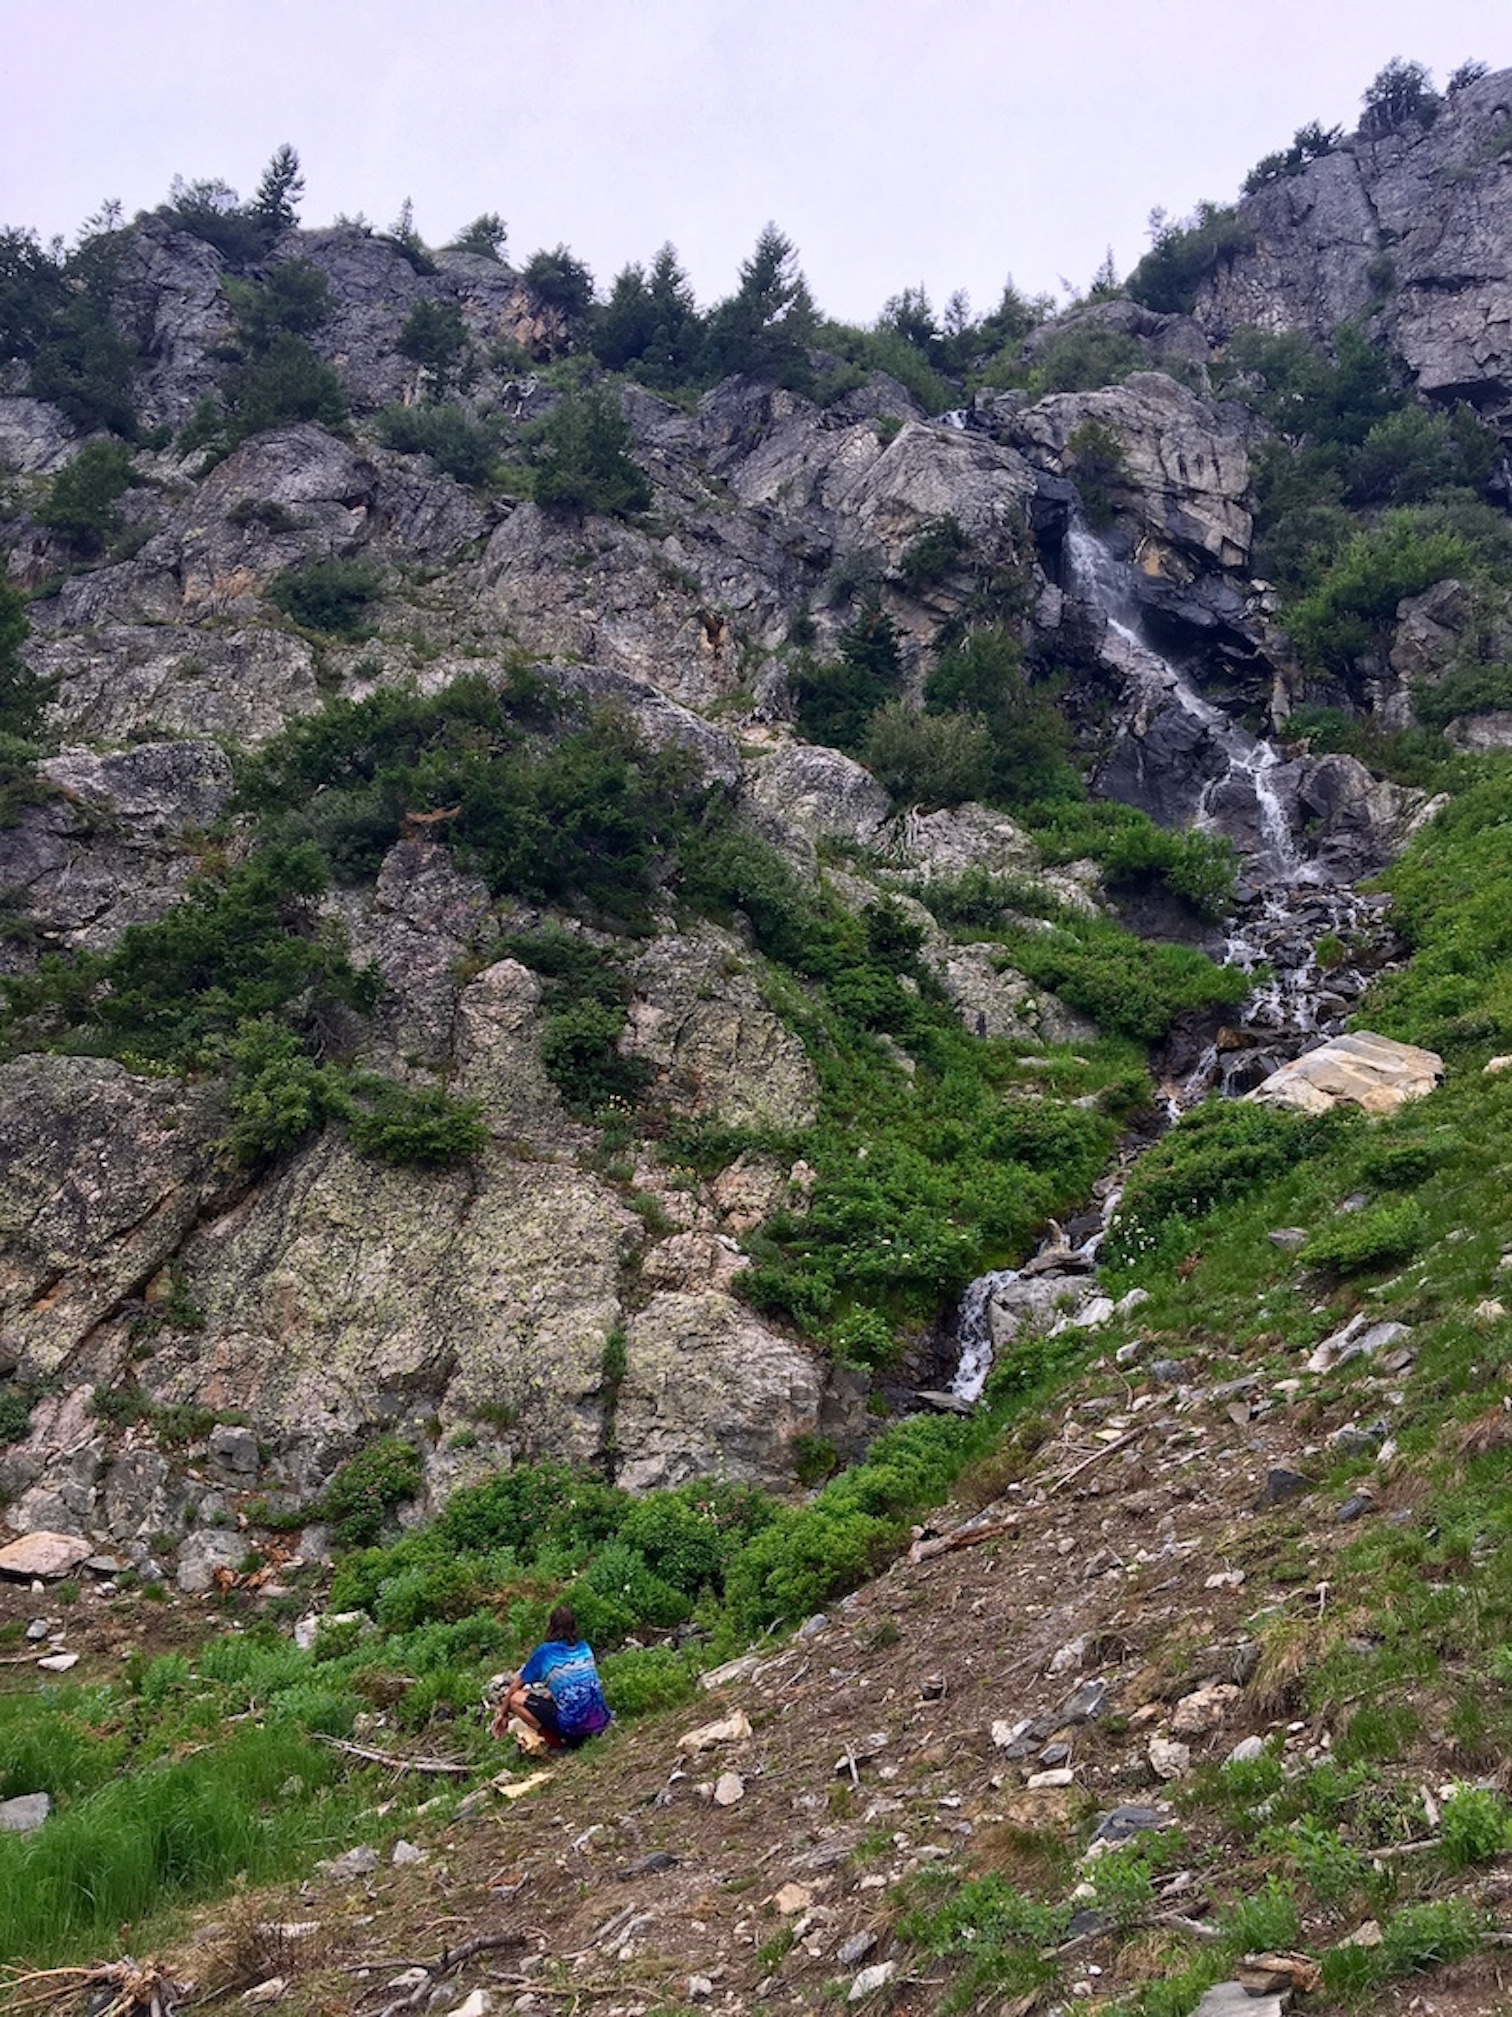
1010, 372, 1253, 567
1249, 1032, 1443, 1117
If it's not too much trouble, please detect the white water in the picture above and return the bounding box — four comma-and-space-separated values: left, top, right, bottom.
948, 526, 1389, 1401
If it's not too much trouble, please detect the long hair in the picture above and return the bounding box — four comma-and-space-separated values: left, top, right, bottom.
547, 1604, 579, 1642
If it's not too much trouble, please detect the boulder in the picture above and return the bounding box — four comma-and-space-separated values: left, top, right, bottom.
743, 745, 891, 857
0, 1792, 51, 1833
0, 1531, 91, 1580
1248, 1032, 1444, 1116
615, 1292, 823, 1492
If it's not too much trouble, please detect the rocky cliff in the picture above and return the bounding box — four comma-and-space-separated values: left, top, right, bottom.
1, 91, 1508, 1573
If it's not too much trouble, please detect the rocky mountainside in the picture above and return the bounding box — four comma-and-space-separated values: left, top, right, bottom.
0, 71, 1508, 1578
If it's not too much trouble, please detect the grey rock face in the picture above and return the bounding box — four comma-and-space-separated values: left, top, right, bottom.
0, 397, 79, 476
0, 1056, 225, 1381
32, 623, 323, 748
0, 740, 235, 964
1010, 372, 1254, 567
1196, 69, 1512, 428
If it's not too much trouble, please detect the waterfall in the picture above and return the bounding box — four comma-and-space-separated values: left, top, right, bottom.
1064, 521, 1313, 885
946, 523, 1397, 1402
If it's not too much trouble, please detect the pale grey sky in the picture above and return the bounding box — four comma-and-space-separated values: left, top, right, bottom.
4, 0, 1503, 324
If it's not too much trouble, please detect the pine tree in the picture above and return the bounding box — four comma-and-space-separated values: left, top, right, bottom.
251, 145, 304, 234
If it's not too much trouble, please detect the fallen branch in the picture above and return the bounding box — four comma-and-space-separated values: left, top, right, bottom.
313, 1733, 473, 1776
0, 1960, 180, 2017
1369, 1836, 1440, 1862
908, 1517, 1017, 1565
1045, 1424, 1148, 1497
364, 1932, 525, 2017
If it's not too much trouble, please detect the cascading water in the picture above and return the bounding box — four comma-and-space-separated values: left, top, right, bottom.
947, 523, 1396, 1401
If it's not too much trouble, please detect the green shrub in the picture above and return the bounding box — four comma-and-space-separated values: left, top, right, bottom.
321, 1436, 425, 1547
861, 701, 992, 807
1360, 57, 1441, 139
897, 515, 969, 592
531, 386, 650, 517
1029, 326, 1143, 394
1127, 203, 1251, 315
1439, 1785, 1511, 1868
1105, 1100, 1343, 1270
523, 246, 595, 319
345, 1077, 488, 1166
36, 439, 135, 549
0, 582, 40, 744
397, 301, 470, 393
997, 913, 1248, 1043
267, 557, 380, 636
448, 214, 507, 261
1287, 513, 1473, 678
377, 402, 498, 485
791, 599, 904, 752
1302, 1198, 1425, 1276
596, 1644, 697, 1717
591, 244, 704, 391
224, 259, 332, 351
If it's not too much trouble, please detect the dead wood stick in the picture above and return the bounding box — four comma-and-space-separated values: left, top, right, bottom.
908, 1517, 1018, 1565
1045, 1424, 1148, 1497
367, 1933, 525, 2017
313, 1733, 473, 1775
1369, 1835, 1440, 1861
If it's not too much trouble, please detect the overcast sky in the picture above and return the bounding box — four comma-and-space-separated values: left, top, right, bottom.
4, 1, 1503, 324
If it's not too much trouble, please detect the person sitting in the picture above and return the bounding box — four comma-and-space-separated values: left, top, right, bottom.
491, 1604, 611, 1752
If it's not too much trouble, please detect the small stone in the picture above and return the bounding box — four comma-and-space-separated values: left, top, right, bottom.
1058, 1678, 1108, 1724
387, 1970, 430, 1990
1091, 1803, 1172, 1844
1268, 1228, 1308, 1252
1336, 1491, 1376, 1523
797, 1613, 828, 1638
848, 1961, 897, 2001
773, 1882, 812, 1915
0, 1792, 51, 1833
1027, 1767, 1075, 1789
686, 1978, 714, 2003
1049, 1635, 1089, 1675
322, 1844, 379, 1880
1114, 1340, 1144, 1367
391, 1839, 424, 1866
713, 1771, 744, 1807
681, 1710, 753, 1752
837, 1933, 877, 1967
241, 1979, 285, 2005
1338, 1918, 1383, 1948
36, 1652, 79, 1672
24, 1618, 48, 1642
1192, 1986, 1283, 2017
991, 1718, 1032, 1752
919, 1675, 947, 1701
1204, 1569, 1245, 1590
1172, 1684, 1240, 1735
1039, 1742, 1072, 1767
208, 1423, 260, 1474
1148, 1736, 1191, 1780
1149, 1359, 1186, 1386
1227, 1736, 1265, 1764
1259, 1468, 1313, 1508
444, 1993, 491, 2017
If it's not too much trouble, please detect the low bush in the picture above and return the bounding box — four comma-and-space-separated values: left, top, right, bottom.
320, 1436, 425, 1547
1127, 202, 1251, 315
1302, 1198, 1426, 1276
36, 440, 135, 549
996, 913, 1248, 1043
267, 558, 380, 636
531, 386, 650, 517
1104, 1099, 1345, 1270
377, 402, 499, 485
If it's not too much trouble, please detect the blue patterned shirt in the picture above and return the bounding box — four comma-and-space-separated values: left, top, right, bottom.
519, 1637, 612, 1738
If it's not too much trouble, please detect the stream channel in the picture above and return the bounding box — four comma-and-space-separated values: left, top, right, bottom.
947, 527, 1396, 1402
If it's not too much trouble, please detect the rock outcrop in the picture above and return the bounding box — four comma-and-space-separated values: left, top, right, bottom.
1195, 68, 1512, 429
